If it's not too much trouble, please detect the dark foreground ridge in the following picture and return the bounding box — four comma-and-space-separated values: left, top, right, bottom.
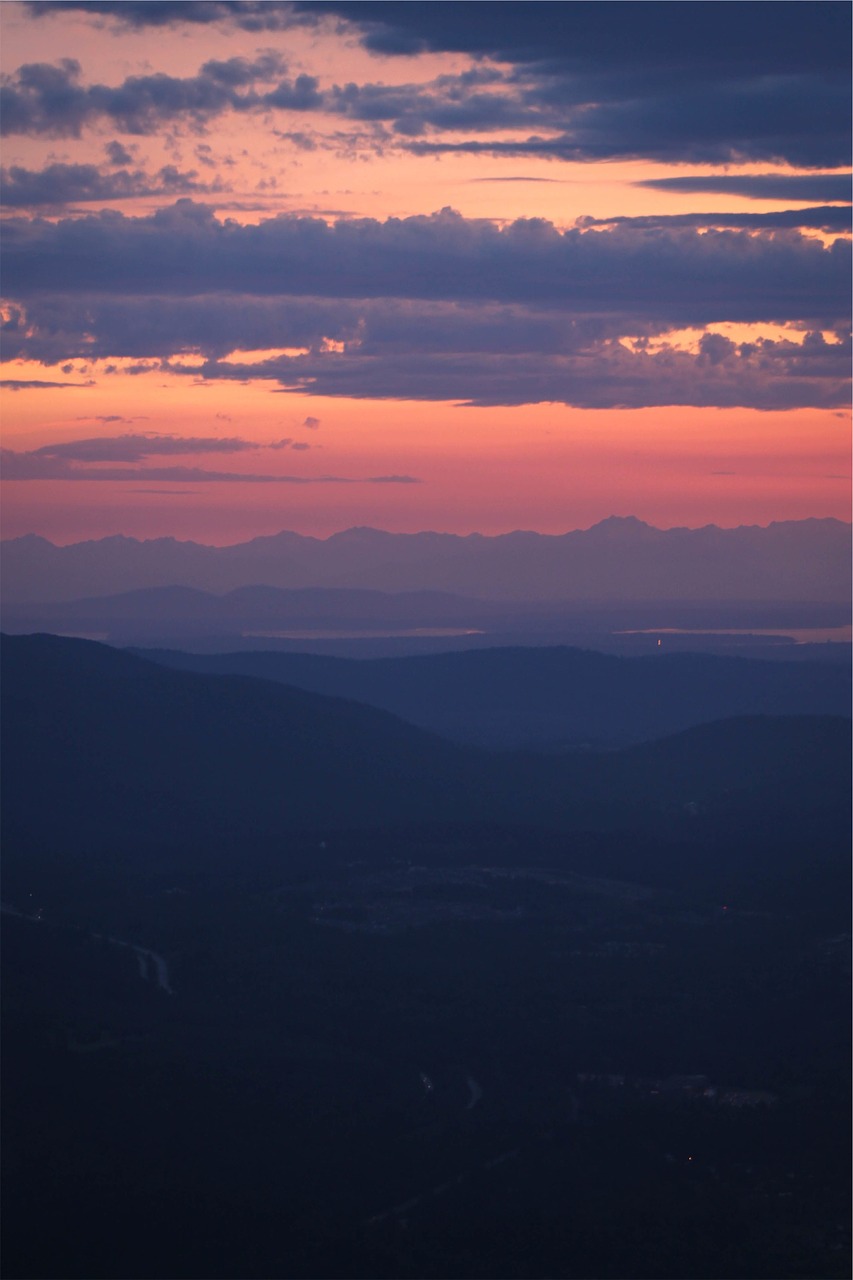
2, 633, 850, 1280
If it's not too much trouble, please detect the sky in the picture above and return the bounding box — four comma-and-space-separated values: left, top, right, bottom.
1, 0, 850, 544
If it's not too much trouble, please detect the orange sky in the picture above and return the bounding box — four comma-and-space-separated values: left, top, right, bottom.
1, 0, 849, 542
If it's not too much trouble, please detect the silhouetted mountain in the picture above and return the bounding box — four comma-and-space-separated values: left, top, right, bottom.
135, 645, 851, 749
3, 516, 849, 603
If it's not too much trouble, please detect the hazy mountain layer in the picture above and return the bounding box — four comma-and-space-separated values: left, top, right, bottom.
3, 516, 850, 603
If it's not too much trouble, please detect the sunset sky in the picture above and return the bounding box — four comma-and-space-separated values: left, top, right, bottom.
1, 0, 850, 544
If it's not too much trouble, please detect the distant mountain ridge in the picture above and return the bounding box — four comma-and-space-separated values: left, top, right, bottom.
3, 516, 850, 604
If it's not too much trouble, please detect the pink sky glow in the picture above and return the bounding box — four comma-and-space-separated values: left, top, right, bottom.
1, 1, 850, 542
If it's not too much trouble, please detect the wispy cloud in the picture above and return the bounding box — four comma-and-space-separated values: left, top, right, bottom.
636, 174, 853, 203
1, 379, 96, 392
0, 442, 420, 485
581, 207, 852, 233
28, 433, 260, 462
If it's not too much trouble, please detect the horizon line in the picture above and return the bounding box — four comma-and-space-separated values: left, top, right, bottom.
2, 513, 850, 550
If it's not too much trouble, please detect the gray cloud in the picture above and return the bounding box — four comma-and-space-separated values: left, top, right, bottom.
0, 378, 94, 390
29, 433, 261, 462
31, 0, 849, 87
637, 174, 852, 203
75, 414, 144, 424
4, 203, 848, 412
1, 293, 656, 370
0, 161, 223, 208
7, 4, 849, 169
582, 207, 852, 233
1, 446, 420, 484
469, 176, 565, 184
5, 204, 847, 328
26, 2, 305, 32
193, 330, 851, 411
0, 53, 312, 138
307, 2, 850, 78
105, 140, 134, 166
402, 85, 851, 168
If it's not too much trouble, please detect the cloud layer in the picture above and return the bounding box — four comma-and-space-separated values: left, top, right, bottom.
2, 4, 849, 419
5, 203, 847, 323
2, 200, 848, 410
8, 2, 851, 167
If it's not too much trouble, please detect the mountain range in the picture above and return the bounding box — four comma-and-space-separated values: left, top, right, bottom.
3, 516, 850, 604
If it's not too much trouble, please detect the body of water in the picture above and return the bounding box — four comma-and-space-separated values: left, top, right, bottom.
243, 628, 485, 640
614, 625, 852, 644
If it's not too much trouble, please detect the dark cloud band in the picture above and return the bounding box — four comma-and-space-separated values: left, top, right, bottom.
637, 174, 852, 203
4, 204, 847, 328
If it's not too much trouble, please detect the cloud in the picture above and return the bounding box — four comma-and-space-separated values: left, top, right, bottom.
326, 2, 852, 167
0, 378, 94, 390
637, 174, 853, 203
196, 330, 851, 411
0, 161, 223, 208
75, 414, 143, 424
26, 2, 306, 32
303, 1, 850, 75
7, 6, 850, 169
302, 416, 321, 429
3, 203, 848, 411
0, 53, 306, 138
105, 140, 134, 166
469, 176, 566, 184
0, 445, 420, 484
5, 204, 847, 328
402, 94, 850, 167
28, 433, 261, 462
582, 207, 852, 233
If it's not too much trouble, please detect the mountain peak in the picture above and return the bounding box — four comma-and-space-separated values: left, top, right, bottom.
586, 515, 656, 537
592, 515, 650, 529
